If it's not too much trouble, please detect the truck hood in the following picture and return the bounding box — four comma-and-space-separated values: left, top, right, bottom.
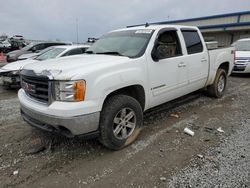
0, 59, 37, 72
235, 51, 250, 59
22, 54, 131, 80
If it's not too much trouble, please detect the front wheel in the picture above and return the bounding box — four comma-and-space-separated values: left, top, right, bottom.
207, 69, 227, 98
99, 95, 143, 150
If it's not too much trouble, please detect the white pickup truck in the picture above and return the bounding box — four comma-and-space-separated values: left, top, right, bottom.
18, 25, 234, 150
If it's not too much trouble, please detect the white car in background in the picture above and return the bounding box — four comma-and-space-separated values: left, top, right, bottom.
0, 45, 90, 87
232, 38, 250, 73
17, 46, 55, 60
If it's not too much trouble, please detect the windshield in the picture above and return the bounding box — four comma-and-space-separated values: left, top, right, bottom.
234, 41, 250, 51
86, 29, 154, 58
35, 47, 65, 61
21, 43, 35, 51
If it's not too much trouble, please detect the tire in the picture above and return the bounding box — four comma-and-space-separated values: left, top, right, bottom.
207, 69, 227, 98
99, 95, 143, 150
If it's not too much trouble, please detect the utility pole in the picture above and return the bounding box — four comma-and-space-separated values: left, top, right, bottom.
76, 18, 79, 44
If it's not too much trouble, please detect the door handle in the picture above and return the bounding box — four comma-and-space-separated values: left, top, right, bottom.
178, 62, 186, 67
201, 58, 207, 62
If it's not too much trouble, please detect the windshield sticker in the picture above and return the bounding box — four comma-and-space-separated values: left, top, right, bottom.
135, 30, 153, 34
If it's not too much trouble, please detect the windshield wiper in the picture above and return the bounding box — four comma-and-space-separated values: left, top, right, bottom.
96, 51, 125, 56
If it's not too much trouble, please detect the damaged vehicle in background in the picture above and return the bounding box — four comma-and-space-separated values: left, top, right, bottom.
0, 45, 90, 88
18, 25, 234, 150
232, 38, 250, 73
6, 41, 69, 62
0, 40, 12, 53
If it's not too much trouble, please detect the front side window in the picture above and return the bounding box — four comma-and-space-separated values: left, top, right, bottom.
31, 43, 46, 52
86, 29, 154, 58
153, 30, 182, 60
181, 30, 203, 54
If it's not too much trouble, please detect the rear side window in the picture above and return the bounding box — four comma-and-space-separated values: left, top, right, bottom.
81, 47, 88, 53
181, 30, 203, 54
64, 48, 83, 56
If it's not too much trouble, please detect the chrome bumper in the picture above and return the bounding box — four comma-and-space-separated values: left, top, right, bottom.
20, 104, 100, 137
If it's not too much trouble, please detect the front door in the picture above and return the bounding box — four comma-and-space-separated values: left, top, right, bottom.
147, 29, 189, 108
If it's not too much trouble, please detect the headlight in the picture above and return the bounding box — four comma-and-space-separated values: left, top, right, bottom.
54, 80, 85, 102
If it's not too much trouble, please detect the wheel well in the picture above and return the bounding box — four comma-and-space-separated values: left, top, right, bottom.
104, 85, 145, 110
218, 62, 229, 74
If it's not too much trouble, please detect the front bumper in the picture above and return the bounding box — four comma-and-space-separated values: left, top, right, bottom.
0, 73, 20, 87
232, 61, 250, 73
20, 104, 100, 137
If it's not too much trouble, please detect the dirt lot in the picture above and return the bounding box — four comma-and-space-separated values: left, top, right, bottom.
0, 75, 249, 188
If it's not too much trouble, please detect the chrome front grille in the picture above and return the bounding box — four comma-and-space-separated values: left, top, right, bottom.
21, 74, 49, 103
234, 58, 249, 71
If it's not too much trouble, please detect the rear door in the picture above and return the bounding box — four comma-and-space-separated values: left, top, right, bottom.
147, 28, 189, 107
180, 29, 209, 92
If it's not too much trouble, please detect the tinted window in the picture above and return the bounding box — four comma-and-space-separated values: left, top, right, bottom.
65, 48, 83, 56
43, 43, 65, 48
31, 43, 45, 52
81, 47, 88, 53
181, 30, 203, 54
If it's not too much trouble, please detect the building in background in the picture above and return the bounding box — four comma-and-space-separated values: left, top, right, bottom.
129, 11, 250, 47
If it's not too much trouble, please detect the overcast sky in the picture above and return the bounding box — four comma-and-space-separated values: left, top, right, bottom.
1, 0, 250, 42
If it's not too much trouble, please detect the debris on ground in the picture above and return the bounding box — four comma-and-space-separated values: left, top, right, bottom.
203, 127, 215, 133
160, 177, 167, 181
170, 113, 180, 118
184, 127, 194, 136
197, 154, 204, 159
13, 170, 18, 176
217, 127, 225, 133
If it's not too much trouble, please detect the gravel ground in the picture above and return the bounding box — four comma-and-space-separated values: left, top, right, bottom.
167, 77, 250, 188
167, 119, 250, 188
0, 75, 249, 187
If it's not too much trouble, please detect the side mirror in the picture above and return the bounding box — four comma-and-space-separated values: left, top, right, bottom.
151, 45, 160, 62
31, 47, 37, 52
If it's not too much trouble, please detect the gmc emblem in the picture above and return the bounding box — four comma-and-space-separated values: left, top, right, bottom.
22, 81, 36, 93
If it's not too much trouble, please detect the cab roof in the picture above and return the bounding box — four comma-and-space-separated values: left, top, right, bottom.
49, 44, 90, 50
113, 24, 199, 32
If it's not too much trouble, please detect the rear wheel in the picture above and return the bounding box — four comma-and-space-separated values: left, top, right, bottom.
207, 69, 227, 98
99, 95, 143, 150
